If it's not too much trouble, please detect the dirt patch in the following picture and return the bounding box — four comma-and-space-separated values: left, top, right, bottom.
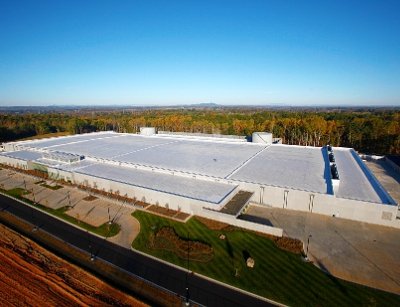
147, 205, 190, 221
83, 195, 98, 201
255, 231, 303, 254
0, 223, 146, 307
2, 164, 50, 180
40, 183, 63, 190
175, 212, 190, 220
195, 216, 230, 231
273, 236, 303, 254
150, 227, 213, 262
133, 201, 149, 208
196, 216, 302, 254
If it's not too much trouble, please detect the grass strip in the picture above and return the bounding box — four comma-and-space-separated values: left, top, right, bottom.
2, 188, 120, 237
40, 183, 63, 190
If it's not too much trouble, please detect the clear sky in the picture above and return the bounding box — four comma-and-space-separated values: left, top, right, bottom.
0, 0, 399, 106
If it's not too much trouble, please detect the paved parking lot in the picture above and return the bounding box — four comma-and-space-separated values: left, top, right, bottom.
0, 168, 140, 248
364, 158, 400, 205
242, 205, 400, 294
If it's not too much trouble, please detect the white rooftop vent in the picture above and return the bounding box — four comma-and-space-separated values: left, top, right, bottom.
140, 127, 156, 136
252, 132, 273, 144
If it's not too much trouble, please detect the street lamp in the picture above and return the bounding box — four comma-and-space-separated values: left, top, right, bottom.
108, 207, 112, 225
185, 287, 190, 306
305, 234, 312, 261
185, 231, 190, 306
31, 188, 36, 204
87, 230, 95, 261
67, 191, 71, 208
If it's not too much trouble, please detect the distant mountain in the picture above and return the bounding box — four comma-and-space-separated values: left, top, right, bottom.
188, 102, 220, 108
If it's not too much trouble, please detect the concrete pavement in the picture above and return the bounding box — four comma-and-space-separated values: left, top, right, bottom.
364, 158, 400, 205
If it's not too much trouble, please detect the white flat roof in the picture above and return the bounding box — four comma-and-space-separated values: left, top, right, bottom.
50, 134, 172, 159
334, 148, 392, 204
3, 132, 392, 204
24, 133, 265, 178
1, 150, 42, 161
73, 163, 236, 204
230, 145, 328, 193
116, 138, 264, 177
25, 131, 119, 148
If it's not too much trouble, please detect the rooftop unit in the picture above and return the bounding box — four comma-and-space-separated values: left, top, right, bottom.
42, 151, 84, 164
140, 127, 156, 136
252, 132, 273, 144
326, 145, 340, 195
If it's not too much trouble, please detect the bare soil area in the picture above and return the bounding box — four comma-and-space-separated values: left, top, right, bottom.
0, 223, 147, 307
83, 195, 98, 201
150, 226, 213, 262
195, 216, 230, 230
147, 205, 190, 220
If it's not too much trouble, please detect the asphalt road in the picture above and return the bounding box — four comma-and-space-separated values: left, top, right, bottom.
0, 194, 275, 307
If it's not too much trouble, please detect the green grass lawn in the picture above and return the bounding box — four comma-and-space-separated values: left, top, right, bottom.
40, 183, 63, 190
2, 188, 120, 237
132, 210, 400, 306
46, 206, 121, 237
6, 187, 31, 197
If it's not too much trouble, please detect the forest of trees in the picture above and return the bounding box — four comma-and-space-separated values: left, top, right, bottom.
0, 108, 399, 155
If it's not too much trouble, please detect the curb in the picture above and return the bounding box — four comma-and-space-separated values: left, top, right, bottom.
0, 191, 107, 240
131, 246, 286, 306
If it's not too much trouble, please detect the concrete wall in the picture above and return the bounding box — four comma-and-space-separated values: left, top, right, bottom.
242, 184, 399, 227
236, 181, 312, 211
237, 180, 399, 228
70, 171, 222, 215
312, 194, 399, 228
48, 167, 286, 234
199, 209, 283, 237
48, 167, 74, 182
0, 155, 29, 170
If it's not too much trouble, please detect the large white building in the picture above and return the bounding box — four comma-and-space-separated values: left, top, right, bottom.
1, 130, 398, 230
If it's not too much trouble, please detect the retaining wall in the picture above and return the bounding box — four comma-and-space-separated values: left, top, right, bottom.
199, 209, 283, 237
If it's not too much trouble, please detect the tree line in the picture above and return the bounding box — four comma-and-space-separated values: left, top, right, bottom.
0, 108, 399, 155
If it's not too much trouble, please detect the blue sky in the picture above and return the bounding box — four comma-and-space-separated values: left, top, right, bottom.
0, 0, 399, 106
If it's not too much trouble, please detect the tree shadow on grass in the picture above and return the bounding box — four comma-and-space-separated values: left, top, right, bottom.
225, 237, 234, 259
242, 250, 250, 262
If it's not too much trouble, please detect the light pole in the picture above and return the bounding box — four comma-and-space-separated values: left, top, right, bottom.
185, 231, 190, 306
87, 230, 95, 261
305, 234, 312, 261
185, 287, 190, 306
31, 187, 36, 204
67, 191, 71, 208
